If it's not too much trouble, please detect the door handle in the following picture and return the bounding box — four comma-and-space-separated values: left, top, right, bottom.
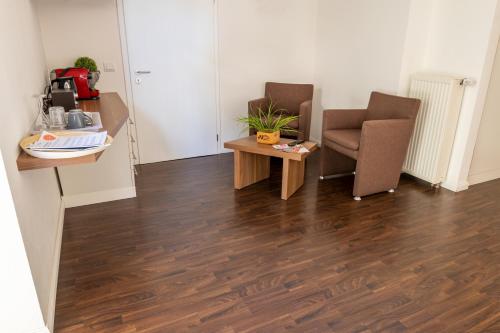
135, 70, 151, 75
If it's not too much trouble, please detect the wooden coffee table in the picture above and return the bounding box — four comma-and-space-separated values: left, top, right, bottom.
224, 136, 318, 200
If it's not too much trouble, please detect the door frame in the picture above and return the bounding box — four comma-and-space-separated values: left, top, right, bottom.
116, 0, 223, 165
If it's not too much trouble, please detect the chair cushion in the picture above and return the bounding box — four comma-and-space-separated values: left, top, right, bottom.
323, 129, 361, 151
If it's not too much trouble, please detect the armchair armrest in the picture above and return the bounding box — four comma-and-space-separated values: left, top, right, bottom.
298, 100, 312, 141
354, 119, 412, 197
360, 119, 412, 143
248, 97, 269, 116
322, 109, 367, 131
360, 119, 412, 155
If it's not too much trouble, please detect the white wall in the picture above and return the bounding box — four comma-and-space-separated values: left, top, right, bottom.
399, 0, 500, 191
423, 0, 499, 191
313, 0, 411, 141
314, 0, 500, 191
38, 0, 318, 154
36, 0, 127, 99
469, 37, 500, 184
33, 0, 500, 194
59, 128, 135, 208
0, 150, 48, 333
218, 0, 317, 145
0, 0, 63, 328
36, 0, 136, 207
398, 0, 435, 95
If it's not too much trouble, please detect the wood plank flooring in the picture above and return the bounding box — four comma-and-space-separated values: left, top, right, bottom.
55, 152, 500, 332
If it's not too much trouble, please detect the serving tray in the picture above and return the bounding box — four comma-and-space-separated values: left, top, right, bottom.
20, 131, 113, 160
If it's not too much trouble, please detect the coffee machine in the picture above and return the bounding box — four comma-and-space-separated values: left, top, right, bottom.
51, 67, 100, 100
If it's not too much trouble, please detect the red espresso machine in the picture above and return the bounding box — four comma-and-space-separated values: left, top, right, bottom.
51, 67, 100, 100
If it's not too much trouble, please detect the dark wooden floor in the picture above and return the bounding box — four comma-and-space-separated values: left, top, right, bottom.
55, 152, 500, 333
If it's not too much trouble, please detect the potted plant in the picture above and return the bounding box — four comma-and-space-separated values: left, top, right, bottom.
74, 56, 100, 89
238, 100, 299, 144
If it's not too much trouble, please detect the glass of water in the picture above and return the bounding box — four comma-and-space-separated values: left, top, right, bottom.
48, 106, 66, 129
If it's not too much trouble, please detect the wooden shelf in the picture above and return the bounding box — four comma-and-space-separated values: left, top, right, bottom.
17, 92, 129, 171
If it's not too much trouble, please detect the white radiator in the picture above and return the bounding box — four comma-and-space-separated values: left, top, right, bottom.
403, 74, 465, 186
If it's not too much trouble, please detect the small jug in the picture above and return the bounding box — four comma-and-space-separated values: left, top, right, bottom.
67, 109, 93, 129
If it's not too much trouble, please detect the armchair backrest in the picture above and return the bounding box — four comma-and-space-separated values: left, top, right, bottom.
366, 92, 421, 129
265, 82, 314, 115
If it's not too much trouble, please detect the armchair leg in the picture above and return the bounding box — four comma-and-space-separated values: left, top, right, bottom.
354, 196, 362, 201
388, 189, 395, 193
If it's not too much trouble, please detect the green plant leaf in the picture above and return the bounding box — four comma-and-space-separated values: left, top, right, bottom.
238, 97, 300, 133
75, 56, 98, 72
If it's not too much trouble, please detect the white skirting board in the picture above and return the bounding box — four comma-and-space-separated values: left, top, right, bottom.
63, 187, 137, 208
442, 179, 470, 192
469, 168, 500, 186
46, 201, 65, 333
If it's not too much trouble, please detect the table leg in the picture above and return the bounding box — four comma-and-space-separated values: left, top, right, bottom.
234, 150, 270, 189
281, 158, 305, 200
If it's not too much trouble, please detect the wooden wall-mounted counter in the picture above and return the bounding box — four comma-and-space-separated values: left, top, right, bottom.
17, 92, 129, 171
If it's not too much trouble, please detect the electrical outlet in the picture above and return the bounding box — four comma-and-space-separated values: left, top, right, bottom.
103, 62, 115, 72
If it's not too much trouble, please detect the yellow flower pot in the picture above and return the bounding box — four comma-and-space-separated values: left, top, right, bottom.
256, 131, 280, 144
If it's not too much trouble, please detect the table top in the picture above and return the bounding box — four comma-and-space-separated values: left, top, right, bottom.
16, 92, 129, 171
224, 136, 318, 161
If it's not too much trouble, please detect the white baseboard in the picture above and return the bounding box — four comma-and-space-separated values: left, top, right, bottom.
45, 201, 65, 332
63, 186, 136, 208
468, 168, 500, 186
442, 179, 470, 192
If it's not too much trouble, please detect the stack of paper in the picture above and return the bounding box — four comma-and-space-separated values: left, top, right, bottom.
28, 131, 108, 152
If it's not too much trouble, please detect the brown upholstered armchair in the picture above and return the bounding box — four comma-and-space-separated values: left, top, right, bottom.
248, 82, 314, 141
320, 92, 421, 200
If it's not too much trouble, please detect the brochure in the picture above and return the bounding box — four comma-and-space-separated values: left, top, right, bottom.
28, 131, 108, 151
273, 143, 309, 154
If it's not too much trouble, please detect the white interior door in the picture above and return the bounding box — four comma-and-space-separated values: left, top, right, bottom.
124, 0, 218, 164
